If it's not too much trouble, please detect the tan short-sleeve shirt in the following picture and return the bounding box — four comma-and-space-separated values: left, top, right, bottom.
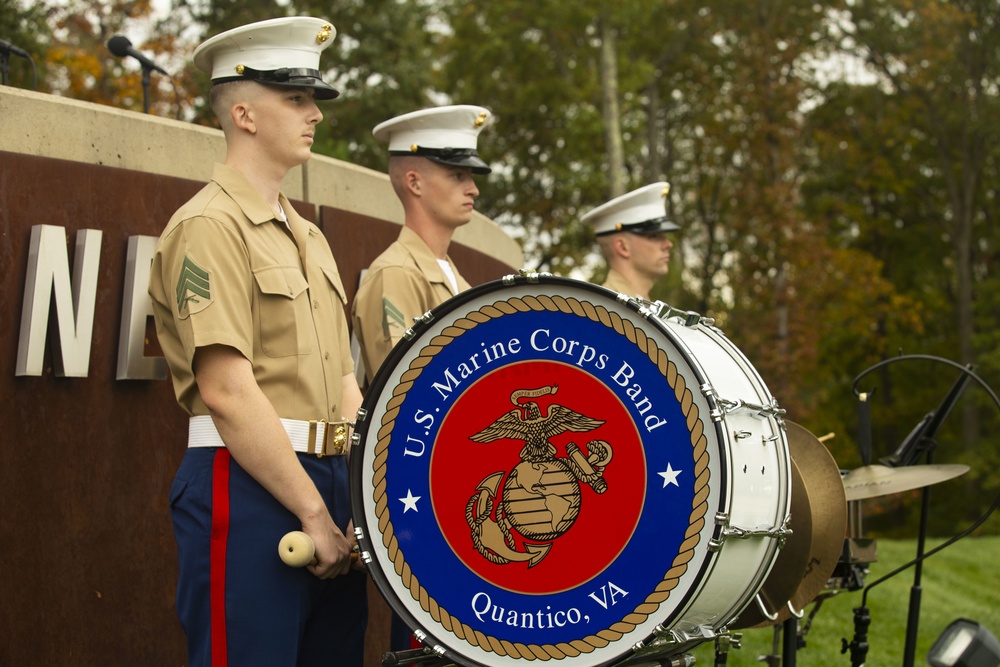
149, 164, 354, 421
351, 226, 470, 384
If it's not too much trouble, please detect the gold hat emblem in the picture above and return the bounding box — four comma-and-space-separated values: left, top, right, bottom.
235, 64, 245, 75
410, 144, 419, 153
316, 24, 333, 44
661, 183, 671, 198
474, 111, 488, 128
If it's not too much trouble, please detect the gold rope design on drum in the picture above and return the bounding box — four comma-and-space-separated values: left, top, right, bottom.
373, 295, 711, 661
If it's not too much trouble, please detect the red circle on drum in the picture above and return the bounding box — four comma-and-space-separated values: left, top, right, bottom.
430, 360, 646, 594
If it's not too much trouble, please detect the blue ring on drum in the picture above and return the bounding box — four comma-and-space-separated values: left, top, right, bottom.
380, 306, 704, 646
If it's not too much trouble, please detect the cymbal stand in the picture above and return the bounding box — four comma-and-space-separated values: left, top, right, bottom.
757, 623, 782, 667
890, 369, 971, 667
782, 617, 799, 667
798, 591, 837, 644
842, 605, 871, 667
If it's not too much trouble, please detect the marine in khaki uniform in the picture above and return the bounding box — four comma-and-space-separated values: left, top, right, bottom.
352, 104, 493, 385
147, 17, 366, 667
582, 182, 680, 301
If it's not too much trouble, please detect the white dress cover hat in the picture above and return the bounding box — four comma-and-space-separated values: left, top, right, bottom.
582, 182, 679, 236
373, 105, 493, 174
193, 16, 340, 100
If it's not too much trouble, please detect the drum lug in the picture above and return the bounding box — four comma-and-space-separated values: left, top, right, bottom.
405, 311, 435, 340
700, 384, 725, 423
351, 526, 372, 564
709, 512, 730, 551
514, 269, 553, 284
409, 629, 448, 659
354, 407, 368, 423
638, 299, 717, 328
625, 626, 702, 665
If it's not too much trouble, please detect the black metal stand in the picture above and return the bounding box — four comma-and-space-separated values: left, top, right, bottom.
783, 617, 799, 667
1, 52, 9, 85
844, 605, 871, 667
141, 64, 152, 114
901, 455, 931, 667
893, 369, 971, 667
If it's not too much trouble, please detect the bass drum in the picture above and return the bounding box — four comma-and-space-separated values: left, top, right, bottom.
350, 275, 791, 667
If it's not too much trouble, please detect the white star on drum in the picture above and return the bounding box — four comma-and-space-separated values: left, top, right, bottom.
657, 464, 682, 488
399, 489, 421, 512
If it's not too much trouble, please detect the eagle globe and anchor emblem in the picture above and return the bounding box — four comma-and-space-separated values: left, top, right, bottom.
465, 385, 615, 567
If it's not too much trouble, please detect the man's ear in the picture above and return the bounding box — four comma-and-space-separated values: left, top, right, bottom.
613, 235, 631, 259
231, 102, 255, 134
405, 170, 421, 196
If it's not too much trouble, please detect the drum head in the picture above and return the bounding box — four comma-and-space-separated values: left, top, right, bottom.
350, 276, 780, 667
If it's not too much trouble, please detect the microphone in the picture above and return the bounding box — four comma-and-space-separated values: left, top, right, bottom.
880, 367, 972, 468
0, 38, 31, 59
107, 35, 168, 75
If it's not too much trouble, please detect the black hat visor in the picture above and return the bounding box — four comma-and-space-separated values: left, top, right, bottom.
215, 66, 340, 100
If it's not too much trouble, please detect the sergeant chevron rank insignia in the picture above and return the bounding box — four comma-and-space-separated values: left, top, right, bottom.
176, 255, 211, 317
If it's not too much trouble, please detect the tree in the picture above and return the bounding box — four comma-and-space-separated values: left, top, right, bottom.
0, 0, 49, 91
835, 0, 1000, 452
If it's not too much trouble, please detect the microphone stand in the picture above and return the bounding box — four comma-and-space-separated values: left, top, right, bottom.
846, 354, 1000, 666
891, 368, 973, 667
1, 51, 8, 85
141, 63, 153, 114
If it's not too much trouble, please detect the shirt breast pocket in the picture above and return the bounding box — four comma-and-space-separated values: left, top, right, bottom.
253, 265, 314, 358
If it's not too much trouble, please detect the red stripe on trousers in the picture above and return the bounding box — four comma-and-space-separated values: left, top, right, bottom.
211, 449, 231, 666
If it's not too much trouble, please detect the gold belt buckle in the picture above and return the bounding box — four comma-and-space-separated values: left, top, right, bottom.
311, 419, 348, 457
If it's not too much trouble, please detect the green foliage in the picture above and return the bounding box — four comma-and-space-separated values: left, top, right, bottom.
0, 0, 48, 91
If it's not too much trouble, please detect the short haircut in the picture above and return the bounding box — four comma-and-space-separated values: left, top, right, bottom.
387, 155, 426, 199
209, 80, 258, 133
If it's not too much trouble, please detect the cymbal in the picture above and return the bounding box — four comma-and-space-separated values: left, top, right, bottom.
732, 420, 848, 628
842, 463, 970, 502
776, 421, 848, 623
731, 455, 811, 629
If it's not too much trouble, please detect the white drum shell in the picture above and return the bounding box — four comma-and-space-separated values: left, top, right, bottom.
351, 280, 791, 666
649, 316, 791, 641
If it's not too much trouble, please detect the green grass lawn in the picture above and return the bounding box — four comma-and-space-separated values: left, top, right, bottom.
682, 536, 1000, 667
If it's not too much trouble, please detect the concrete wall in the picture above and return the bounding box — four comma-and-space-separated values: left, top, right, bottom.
0, 86, 523, 269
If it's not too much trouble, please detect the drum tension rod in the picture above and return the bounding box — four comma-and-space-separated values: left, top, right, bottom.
709, 513, 793, 551
713, 396, 786, 421
636, 299, 716, 327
